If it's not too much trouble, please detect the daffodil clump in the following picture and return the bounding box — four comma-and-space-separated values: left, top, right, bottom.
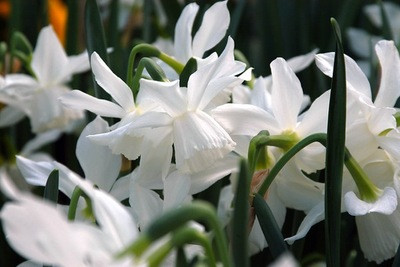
2, 1, 400, 266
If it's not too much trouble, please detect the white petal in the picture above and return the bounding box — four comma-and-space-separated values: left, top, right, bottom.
344, 187, 397, 216
70, 176, 138, 248
251, 77, 272, 111
346, 28, 376, 58
173, 111, 235, 173
192, 0, 229, 57
190, 154, 239, 194
139, 79, 185, 116
76, 117, 121, 192
109, 174, 131, 201
173, 3, 199, 62
129, 181, 163, 229
91, 52, 134, 111
66, 51, 90, 75
0, 105, 25, 127
285, 202, 324, 244
286, 48, 319, 73
31, 26, 69, 85
60, 90, 126, 118
374, 40, 400, 108
211, 103, 279, 136
21, 130, 62, 155
270, 58, 303, 130
315, 52, 372, 99
88, 123, 144, 160
163, 170, 191, 210
355, 208, 400, 263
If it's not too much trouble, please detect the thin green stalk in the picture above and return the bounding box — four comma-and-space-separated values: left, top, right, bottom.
131, 57, 168, 96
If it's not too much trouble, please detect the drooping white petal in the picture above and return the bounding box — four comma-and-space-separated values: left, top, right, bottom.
69, 176, 138, 248
315, 52, 372, 99
163, 170, 191, 210
91, 52, 134, 111
173, 111, 235, 173
129, 180, 163, 228
173, 3, 199, 62
190, 154, 239, 194
211, 103, 279, 136
60, 90, 126, 118
31, 26, 69, 85
0, 105, 25, 127
285, 202, 325, 244
374, 40, 400, 108
192, 0, 229, 57
109, 174, 131, 201
270, 58, 303, 130
286, 48, 319, 73
344, 187, 397, 216
355, 208, 400, 263
15, 156, 73, 197
346, 28, 378, 58
76, 117, 121, 192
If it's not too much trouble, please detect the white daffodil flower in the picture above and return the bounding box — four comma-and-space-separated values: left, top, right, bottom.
153, 1, 230, 79
0, 172, 140, 267
213, 57, 330, 173
15, 116, 126, 203
113, 38, 245, 174
315, 40, 400, 163
0, 25, 89, 133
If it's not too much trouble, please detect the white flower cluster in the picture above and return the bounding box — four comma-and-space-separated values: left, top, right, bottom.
1, 1, 400, 266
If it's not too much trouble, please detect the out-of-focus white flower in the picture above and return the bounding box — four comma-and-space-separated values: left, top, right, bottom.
0, 25, 89, 133
15, 116, 126, 202
153, 0, 230, 79
0, 171, 139, 266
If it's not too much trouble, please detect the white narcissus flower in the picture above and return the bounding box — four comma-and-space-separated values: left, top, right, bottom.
114, 38, 245, 174
0, 25, 89, 133
0, 171, 139, 267
15, 116, 127, 203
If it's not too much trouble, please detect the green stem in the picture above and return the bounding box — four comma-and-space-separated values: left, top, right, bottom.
119, 201, 230, 267
147, 227, 216, 267
256, 133, 380, 202
68, 186, 82, 221
158, 52, 184, 74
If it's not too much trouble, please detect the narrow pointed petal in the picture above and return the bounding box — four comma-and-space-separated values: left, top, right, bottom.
192, 0, 230, 57
60, 90, 126, 118
31, 26, 69, 85
315, 52, 372, 99
286, 48, 319, 73
21, 130, 62, 155
91, 52, 134, 111
211, 103, 279, 136
76, 117, 121, 192
173, 3, 199, 62
139, 79, 184, 117
374, 40, 400, 107
270, 58, 303, 130
66, 51, 90, 74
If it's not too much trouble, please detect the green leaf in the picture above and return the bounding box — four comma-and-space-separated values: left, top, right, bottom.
253, 193, 287, 259
379, 0, 393, 41
180, 58, 197, 88
84, 0, 109, 99
43, 170, 59, 203
325, 18, 346, 267
231, 159, 250, 267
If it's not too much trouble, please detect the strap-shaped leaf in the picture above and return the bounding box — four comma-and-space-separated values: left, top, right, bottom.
180, 58, 197, 88
43, 170, 59, 204
325, 18, 346, 267
84, 0, 109, 99
231, 159, 250, 267
253, 193, 287, 258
